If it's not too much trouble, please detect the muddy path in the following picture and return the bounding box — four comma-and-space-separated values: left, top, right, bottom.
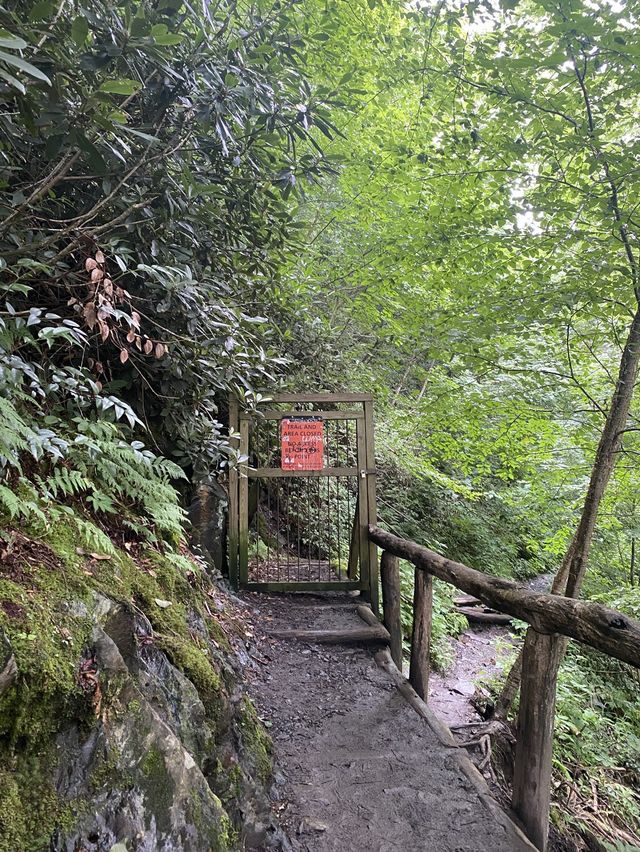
429, 574, 554, 731
240, 591, 535, 852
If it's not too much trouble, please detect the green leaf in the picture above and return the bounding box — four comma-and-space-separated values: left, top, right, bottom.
0, 31, 27, 50
0, 50, 51, 84
98, 79, 142, 95
153, 34, 183, 45
29, 0, 54, 21
71, 16, 89, 47
115, 124, 161, 144
0, 67, 26, 93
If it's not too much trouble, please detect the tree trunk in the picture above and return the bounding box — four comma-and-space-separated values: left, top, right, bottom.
496, 304, 640, 718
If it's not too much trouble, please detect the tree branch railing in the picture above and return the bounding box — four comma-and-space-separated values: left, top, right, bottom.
368, 525, 640, 852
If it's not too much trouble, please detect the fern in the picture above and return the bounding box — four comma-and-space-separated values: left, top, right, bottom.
0, 396, 34, 468
36, 467, 93, 500
72, 516, 119, 557
0, 479, 46, 523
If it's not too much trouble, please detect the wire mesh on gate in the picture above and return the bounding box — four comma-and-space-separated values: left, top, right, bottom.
247, 413, 359, 584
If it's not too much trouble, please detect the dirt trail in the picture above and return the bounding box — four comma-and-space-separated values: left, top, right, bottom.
241, 592, 535, 852
429, 573, 553, 727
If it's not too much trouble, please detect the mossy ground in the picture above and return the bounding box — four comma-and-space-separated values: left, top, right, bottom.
0, 508, 273, 850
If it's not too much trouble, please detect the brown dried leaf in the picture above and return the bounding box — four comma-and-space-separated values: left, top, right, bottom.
95, 361, 103, 374
83, 303, 97, 330
99, 321, 109, 342
91, 267, 104, 282
154, 342, 166, 359
115, 286, 124, 300
135, 335, 142, 351
85, 258, 97, 271
103, 278, 113, 297
131, 310, 141, 330
95, 249, 105, 265
143, 338, 153, 355
120, 348, 129, 364
126, 328, 136, 343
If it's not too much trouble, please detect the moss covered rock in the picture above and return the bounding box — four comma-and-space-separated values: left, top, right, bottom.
0, 518, 277, 851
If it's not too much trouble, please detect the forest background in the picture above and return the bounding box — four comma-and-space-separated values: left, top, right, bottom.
1, 0, 639, 848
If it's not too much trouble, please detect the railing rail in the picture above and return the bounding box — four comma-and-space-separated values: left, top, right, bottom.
369, 525, 640, 852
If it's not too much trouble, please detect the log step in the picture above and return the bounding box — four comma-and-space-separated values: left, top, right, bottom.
454, 594, 481, 607
268, 623, 390, 645
456, 605, 513, 625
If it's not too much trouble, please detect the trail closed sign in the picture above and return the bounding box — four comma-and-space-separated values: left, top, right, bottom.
280, 417, 324, 471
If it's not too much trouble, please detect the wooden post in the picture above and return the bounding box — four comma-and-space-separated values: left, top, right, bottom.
228, 397, 239, 588
363, 399, 379, 616
409, 567, 432, 701
356, 419, 370, 600
512, 629, 564, 852
380, 552, 402, 668
347, 495, 360, 580
238, 417, 250, 586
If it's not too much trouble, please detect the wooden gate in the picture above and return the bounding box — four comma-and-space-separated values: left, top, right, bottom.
228, 393, 378, 612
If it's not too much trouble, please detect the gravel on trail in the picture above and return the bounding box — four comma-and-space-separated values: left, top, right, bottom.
240, 592, 535, 852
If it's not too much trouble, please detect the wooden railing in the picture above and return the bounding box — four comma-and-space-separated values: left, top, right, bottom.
369, 525, 640, 852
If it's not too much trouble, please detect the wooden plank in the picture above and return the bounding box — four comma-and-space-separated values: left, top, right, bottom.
268, 624, 390, 644
268, 392, 373, 404
243, 580, 367, 592
356, 418, 371, 602
364, 399, 379, 616
247, 466, 358, 479
368, 525, 640, 669
228, 397, 239, 589
410, 566, 432, 701
380, 552, 403, 668
240, 409, 363, 421
512, 630, 563, 852
238, 418, 250, 586
347, 495, 360, 580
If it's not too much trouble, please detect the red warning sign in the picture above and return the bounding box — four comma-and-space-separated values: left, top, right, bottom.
280, 417, 324, 471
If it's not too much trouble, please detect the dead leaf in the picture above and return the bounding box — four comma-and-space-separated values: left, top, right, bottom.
83, 303, 97, 330
154, 598, 172, 608
95, 249, 105, 264
154, 342, 166, 358
131, 311, 141, 329
143, 339, 153, 355
91, 267, 104, 282
126, 328, 136, 343
119, 348, 129, 364
85, 258, 97, 271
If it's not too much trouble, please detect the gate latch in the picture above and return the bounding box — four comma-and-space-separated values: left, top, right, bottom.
360, 468, 377, 479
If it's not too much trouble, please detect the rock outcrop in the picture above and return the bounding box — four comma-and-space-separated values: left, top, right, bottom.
0, 522, 277, 851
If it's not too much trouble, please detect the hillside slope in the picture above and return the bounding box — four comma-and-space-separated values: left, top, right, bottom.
0, 515, 275, 851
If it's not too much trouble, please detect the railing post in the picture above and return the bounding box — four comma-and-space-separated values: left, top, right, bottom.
409, 567, 432, 701
512, 628, 564, 852
380, 551, 402, 668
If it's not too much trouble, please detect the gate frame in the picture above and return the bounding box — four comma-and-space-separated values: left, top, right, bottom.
228, 392, 378, 614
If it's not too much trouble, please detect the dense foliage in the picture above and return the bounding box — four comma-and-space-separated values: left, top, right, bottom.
3, 0, 640, 847
0, 0, 339, 533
